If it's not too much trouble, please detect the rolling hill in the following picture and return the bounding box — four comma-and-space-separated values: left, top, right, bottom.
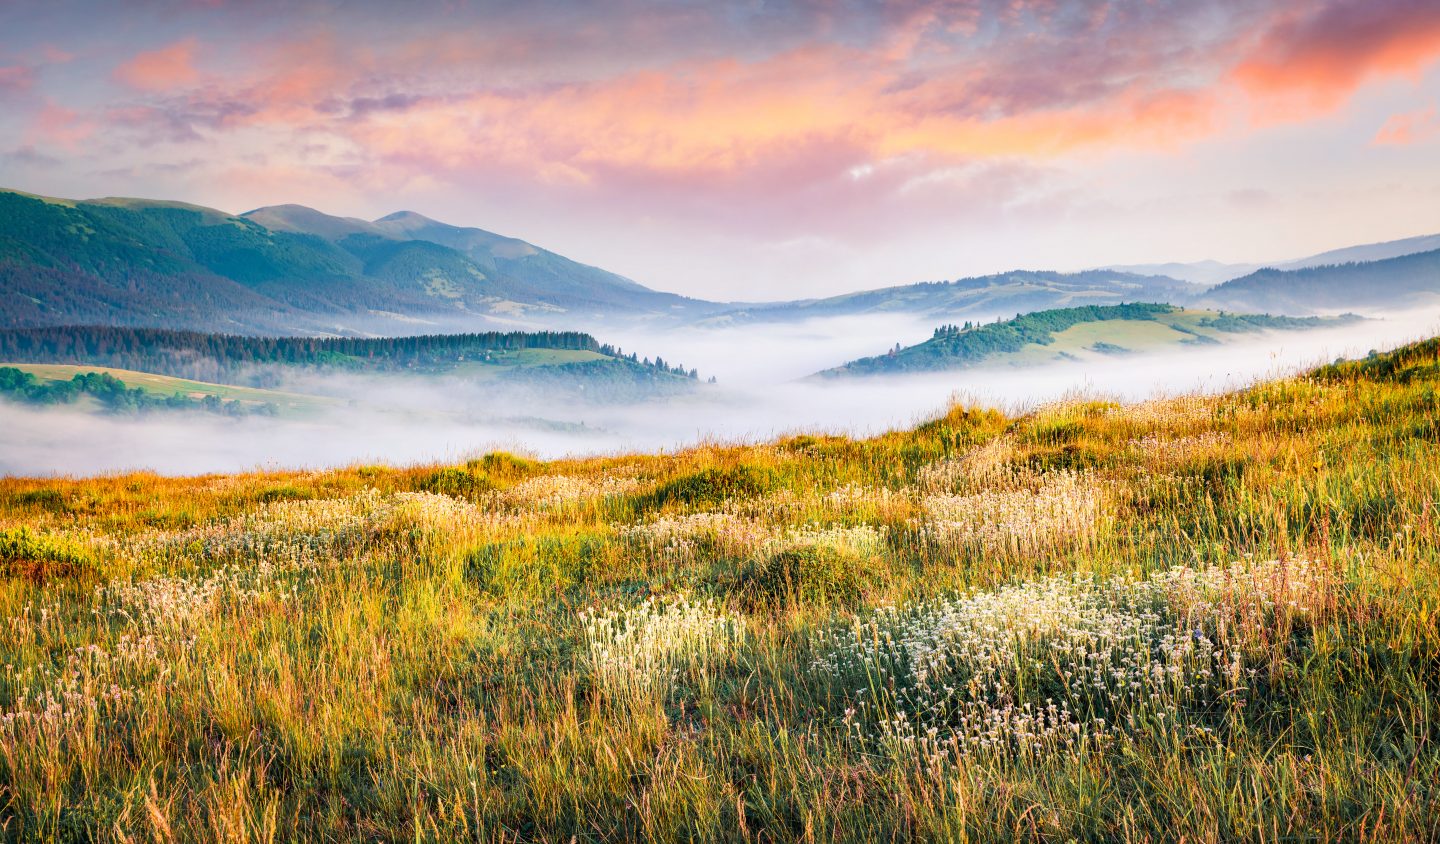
0, 189, 718, 335
1195, 248, 1440, 314
695, 270, 1196, 327
816, 303, 1356, 377
0, 364, 337, 416
0, 325, 703, 403
1103, 231, 1440, 286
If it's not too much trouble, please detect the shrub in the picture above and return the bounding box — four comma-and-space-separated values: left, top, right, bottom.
7, 488, 69, 512
643, 464, 776, 509
729, 544, 872, 607
420, 467, 492, 498
0, 527, 98, 581
468, 452, 534, 481
256, 484, 316, 503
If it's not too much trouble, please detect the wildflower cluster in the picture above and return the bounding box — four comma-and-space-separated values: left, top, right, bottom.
915, 469, 1107, 558
777, 524, 888, 558
503, 472, 643, 510
621, 512, 774, 560
578, 595, 742, 703
623, 511, 887, 563
916, 438, 1015, 493
815, 560, 1319, 762
123, 489, 510, 568
1128, 431, 1233, 464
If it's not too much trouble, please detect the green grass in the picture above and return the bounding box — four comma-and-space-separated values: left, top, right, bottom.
0, 338, 1438, 840
2, 363, 336, 413
447, 348, 612, 380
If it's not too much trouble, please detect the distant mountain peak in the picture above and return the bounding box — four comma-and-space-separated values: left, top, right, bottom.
240, 204, 381, 239
374, 210, 435, 225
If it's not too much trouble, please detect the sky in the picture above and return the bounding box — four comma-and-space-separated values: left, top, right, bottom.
1, 0, 1439, 301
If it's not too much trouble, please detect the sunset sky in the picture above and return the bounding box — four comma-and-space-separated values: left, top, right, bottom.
2, 0, 1439, 300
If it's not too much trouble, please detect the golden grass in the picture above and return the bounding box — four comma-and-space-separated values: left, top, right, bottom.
0, 339, 1438, 841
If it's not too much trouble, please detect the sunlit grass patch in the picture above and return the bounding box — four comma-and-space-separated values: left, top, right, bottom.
0, 527, 102, 582
913, 468, 1110, 562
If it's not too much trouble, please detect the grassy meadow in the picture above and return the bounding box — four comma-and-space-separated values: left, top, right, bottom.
2, 365, 337, 414
0, 337, 1438, 841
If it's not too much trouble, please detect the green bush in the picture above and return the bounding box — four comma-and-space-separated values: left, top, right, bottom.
420, 467, 492, 498
8, 488, 69, 512
0, 527, 98, 581
643, 464, 776, 508
727, 545, 872, 608
256, 485, 316, 503
468, 452, 534, 481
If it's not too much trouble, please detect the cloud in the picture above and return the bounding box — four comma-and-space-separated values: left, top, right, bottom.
2, 145, 61, 167
0, 65, 35, 97
23, 102, 98, 151
1373, 104, 1440, 145
40, 45, 76, 64
12, 0, 1440, 266
113, 37, 203, 91
1231, 0, 1440, 118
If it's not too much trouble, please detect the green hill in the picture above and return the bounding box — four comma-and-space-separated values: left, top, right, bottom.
0, 188, 719, 334
697, 270, 1196, 326
0, 325, 703, 402
1196, 249, 1440, 314
0, 364, 336, 416
818, 303, 1356, 377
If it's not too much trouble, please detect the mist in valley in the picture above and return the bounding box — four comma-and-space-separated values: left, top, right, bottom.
3, 307, 1436, 478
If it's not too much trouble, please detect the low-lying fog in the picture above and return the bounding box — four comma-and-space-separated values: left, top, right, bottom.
3, 308, 1437, 477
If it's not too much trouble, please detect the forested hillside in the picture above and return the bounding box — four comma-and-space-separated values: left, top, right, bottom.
1197, 249, 1440, 313
0, 189, 712, 333
820, 303, 1350, 376
0, 325, 700, 389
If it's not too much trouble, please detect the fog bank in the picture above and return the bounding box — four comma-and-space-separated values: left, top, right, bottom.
2, 309, 1435, 478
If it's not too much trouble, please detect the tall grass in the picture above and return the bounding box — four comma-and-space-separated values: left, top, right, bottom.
0, 340, 1438, 840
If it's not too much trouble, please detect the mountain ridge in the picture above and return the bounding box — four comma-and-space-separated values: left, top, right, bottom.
0, 188, 717, 335
5, 186, 1438, 336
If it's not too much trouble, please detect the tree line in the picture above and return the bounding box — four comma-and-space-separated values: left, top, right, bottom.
0, 367, 271, 416
0, 326, 699, 384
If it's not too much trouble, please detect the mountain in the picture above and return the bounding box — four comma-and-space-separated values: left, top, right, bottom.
1275, 233, 1440, 272
244, 205, 713, 317
816, 303, 1355, 377
1098, 260, 1260, 287
695, 270, 1196, 326
0, 188, 716, 335
1102, 232, 1440, 287
1195, 249, 1440, 314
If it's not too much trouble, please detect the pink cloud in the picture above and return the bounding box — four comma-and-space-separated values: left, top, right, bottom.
1231, 0, 1440, 118
38, 1, 1440, 244
41, 45, 76, 64
24, 102, 99, 152
114, 38, 203, 92
1373, 105, 1440, 145
0, 65, 35, 96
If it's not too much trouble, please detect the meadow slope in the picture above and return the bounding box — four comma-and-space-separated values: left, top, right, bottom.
0, 339, 1438, 840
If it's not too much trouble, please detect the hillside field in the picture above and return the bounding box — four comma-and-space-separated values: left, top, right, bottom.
0, 338, 1438, 840
2, 364, 337, 414
822, 304, 1356, 377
